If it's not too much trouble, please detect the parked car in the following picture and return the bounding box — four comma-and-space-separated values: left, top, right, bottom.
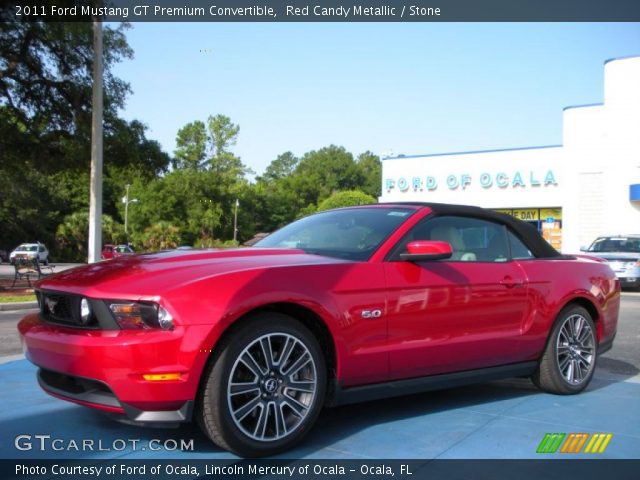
101, 244, 135, 260
581, 234, 640, 289
19, 203, 619, 457
9, 242, 49, 265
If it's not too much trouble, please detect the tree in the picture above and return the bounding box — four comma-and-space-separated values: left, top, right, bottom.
317, 190, 377, 211
0, 18, 132, 172
207, 114, 246, 177
173, 121, 207, 171
55, 212, 123, 262
0, 20, 172, 258
141, 221, 181, 251
356, 151, 382, 198
295, 145, 364, 204
260, 152, 298, 182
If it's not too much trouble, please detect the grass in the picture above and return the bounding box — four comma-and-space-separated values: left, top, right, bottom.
0, 295, 36, 303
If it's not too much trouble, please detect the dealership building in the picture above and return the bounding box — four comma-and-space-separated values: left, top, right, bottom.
381, 56, 640, 254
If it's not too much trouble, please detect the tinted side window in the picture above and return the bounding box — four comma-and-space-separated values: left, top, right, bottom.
390, 216, 510, 262
508, 231, 535, 259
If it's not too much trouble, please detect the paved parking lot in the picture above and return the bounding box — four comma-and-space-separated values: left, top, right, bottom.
0, 294, 638, 460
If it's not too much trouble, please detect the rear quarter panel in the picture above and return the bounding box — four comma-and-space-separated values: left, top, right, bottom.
516, 257, 619, 358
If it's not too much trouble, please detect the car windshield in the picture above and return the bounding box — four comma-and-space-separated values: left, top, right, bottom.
588, 237, 640, 253
17, 245, 37, 252
254, 207, 414, 261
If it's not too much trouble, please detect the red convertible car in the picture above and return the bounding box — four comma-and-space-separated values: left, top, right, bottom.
18, 203, 619, 457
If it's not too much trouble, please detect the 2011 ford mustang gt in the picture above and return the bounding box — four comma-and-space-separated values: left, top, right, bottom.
18, 203, 619, 457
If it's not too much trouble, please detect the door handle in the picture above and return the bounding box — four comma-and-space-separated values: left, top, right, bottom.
500, 276, 524, 288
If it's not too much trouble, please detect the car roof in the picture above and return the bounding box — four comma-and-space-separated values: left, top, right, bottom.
595, 234, 640, 238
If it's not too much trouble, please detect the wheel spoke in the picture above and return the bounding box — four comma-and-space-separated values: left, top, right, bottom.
574, 316, 584, 341
574, 359, 583, 382
283, 352, 311, 377
559, 355, 571, 375
577, 355, 591, 371
565, 360, 573, 382
253, 404, 270, 439
577, 327, 592, 345
288, 379, 315, 393
275, 403, 288, 437
233, 395, 262, 422
260, 337, 275, 370
277, 338, 295, 370
283, 394, 308, 418
241, 352, 266, 378
229, 382, 260, 396
568, 318, 576, 339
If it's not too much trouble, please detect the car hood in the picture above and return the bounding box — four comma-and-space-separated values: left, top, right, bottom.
36, 248, 350, 298
586, 252, 640, 261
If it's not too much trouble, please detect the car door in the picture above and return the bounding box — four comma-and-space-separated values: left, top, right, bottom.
383, 215, 531, 379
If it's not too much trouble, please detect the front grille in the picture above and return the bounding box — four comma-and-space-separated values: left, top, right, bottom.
37, 291, 99, 328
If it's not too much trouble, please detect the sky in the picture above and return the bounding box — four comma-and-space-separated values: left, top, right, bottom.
111, 22, 640, 176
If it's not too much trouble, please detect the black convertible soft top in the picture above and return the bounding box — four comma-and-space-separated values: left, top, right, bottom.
387, 202, 563, 259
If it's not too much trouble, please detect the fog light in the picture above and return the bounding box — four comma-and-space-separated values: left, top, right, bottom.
158, 306, 174, 330
80, 298, 91, 324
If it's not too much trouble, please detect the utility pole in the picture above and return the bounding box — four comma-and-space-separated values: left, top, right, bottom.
233, 199, 239, 243
88, 18, 103, 263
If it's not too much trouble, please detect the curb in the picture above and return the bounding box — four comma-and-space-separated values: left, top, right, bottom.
0, 301, 37, 311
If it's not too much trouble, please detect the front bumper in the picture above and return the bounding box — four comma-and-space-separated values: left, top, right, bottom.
18, 313, 213, 423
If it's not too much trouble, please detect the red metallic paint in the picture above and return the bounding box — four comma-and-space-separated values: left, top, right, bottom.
18, 204, 620, 420
406, 240, 453, 256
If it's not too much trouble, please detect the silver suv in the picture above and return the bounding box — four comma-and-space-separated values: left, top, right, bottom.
9, 242, 49, 265
582, 235, 640, 289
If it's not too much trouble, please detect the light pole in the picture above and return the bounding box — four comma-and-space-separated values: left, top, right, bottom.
233, 199, 239, 243
88, 19, 103, 263
122, 184, 138, 238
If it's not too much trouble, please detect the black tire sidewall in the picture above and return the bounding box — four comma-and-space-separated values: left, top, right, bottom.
201, 314, 326, 457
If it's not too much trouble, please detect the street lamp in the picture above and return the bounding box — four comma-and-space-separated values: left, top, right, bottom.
122, 184, 138, 237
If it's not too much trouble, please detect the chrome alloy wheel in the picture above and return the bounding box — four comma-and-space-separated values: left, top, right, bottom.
227, 333, 318, 442
556, 313, 595, 385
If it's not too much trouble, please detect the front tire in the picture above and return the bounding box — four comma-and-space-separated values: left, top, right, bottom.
533, 305, 597, 394
198, 314, 326, 457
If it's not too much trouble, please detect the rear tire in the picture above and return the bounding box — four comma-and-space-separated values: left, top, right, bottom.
197, 313, 326, 457
533, 305, 597, 394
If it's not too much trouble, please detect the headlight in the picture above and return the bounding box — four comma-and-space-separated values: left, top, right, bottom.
108, 302, 174, 330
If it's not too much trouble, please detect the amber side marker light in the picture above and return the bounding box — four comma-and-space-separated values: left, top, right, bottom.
142, 373, 182, 381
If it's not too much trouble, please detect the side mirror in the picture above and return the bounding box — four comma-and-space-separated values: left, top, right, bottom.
580, 246, 588, 252
400, 240, 453, 262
